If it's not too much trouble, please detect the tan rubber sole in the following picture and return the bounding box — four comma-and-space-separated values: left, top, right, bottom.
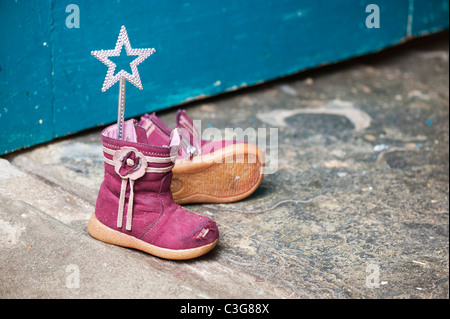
87, 214, 219, 260
171, 144, 264, 204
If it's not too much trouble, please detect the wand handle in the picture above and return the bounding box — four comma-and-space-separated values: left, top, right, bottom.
117, 78, 126, 140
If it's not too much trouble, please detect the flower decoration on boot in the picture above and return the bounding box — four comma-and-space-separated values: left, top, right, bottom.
113, 147, 148, 180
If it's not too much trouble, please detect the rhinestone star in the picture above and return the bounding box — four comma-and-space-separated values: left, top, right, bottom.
91, 25, 155, 92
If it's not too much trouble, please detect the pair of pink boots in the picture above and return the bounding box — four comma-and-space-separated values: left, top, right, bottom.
88, 110, 264, 260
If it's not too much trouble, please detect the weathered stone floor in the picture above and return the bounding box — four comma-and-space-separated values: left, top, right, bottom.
1, 32, 448, 299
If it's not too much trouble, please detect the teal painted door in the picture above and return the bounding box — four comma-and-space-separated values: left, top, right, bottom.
1, 0, 448, 154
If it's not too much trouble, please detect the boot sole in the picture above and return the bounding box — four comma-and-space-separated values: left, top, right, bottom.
88, 214, 219, 260
171, 144, 264, 204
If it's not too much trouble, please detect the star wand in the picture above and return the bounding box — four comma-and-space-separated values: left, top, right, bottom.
91, 26, 155, 140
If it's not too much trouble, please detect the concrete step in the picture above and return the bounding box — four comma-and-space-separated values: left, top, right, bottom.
0, 159, 287, 298
1, 32, 448, 299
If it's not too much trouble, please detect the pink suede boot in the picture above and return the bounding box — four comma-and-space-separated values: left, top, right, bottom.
88, 119, 219, 260
139, 110, 264, 204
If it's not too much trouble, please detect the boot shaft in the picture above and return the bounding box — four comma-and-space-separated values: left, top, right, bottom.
95, 119, 180, 234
